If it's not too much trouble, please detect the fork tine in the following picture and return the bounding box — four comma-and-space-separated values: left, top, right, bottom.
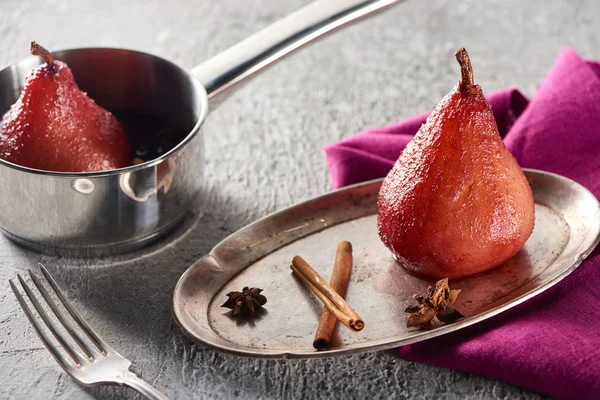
9, 279, 75, 370
39, 264, 108, 354
17, 274, 86, 366
28, 269, 95, 360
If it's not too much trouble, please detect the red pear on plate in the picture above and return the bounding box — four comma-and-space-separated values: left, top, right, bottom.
377, 48, 535, 279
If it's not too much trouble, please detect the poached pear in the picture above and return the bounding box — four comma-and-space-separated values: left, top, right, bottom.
0, 42, 130, 172
377, 48, 535, 279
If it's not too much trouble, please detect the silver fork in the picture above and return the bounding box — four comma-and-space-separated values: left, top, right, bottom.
9, 265, 168, 400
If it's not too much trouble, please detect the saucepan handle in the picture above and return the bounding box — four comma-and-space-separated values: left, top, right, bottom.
191, 0, 403, 100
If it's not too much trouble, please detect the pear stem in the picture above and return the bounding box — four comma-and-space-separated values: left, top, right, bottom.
30, 41, 56, 70
455, 47, 474, 87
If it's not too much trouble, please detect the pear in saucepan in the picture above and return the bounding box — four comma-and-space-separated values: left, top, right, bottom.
377, 48, 535, 279
0, 42, 130, 172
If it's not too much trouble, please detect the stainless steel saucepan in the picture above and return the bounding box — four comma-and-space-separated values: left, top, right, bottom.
0, 0, 402, 256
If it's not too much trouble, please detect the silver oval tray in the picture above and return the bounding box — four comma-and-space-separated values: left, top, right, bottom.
172, 169, 600, 358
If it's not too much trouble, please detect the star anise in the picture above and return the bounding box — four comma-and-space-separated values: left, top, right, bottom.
405, 278, 464, 329
221, 287, 267, 316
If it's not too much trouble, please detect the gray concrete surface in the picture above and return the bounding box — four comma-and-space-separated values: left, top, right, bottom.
1, 0, 596, 398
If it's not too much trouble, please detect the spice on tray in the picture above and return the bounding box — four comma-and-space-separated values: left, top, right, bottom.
221, 287, 267, 316
291, 254, 364, 332
313, 241, 354, 350
405, 278, 464, 329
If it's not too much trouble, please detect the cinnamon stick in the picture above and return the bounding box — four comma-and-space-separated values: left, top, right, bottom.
291, 254, 364, 333
313, 241, 353, 350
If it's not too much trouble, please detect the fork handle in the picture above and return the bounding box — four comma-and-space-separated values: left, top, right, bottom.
119, 371, 169, 400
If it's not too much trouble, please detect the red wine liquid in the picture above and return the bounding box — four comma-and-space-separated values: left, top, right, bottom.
111, 110, 188, 162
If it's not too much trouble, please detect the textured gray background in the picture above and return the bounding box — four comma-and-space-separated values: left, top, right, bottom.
0, 0, 597, 398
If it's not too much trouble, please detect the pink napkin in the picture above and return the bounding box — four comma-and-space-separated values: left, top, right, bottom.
324, 48, 600, 399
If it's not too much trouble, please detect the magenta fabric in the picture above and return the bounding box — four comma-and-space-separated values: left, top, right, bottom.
324, 48, 600, 399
